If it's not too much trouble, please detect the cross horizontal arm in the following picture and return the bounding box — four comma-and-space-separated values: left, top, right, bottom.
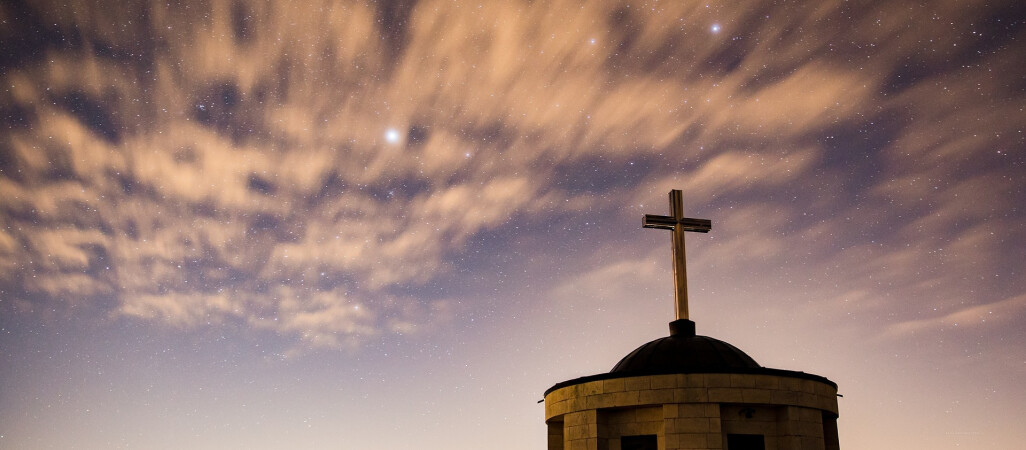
642, 215, 712, 232
679, 218, 712, 232
643, 214, 676, 229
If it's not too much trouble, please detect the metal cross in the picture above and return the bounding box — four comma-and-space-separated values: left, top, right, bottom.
643, 189, 711, 321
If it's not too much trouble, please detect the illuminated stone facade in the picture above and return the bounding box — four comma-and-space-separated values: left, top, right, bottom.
543, 320, 840, 450
544, 372, 839, 450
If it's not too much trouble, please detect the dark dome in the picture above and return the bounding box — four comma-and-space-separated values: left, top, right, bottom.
610, 320, 760, 375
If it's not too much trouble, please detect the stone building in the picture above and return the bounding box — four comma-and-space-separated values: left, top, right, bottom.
543, 190, 840, 450
542, 318, 840, 450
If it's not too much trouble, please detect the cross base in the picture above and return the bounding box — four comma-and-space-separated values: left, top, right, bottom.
669, 319, 696, 337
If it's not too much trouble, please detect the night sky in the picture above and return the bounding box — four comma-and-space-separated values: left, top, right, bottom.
1, 0, 1024, 448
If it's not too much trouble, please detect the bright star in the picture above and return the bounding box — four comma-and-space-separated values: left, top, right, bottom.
711, 23, 721, 33
385, 128, 401, 144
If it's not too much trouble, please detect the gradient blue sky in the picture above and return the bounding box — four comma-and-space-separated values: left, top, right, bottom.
1, 0, 1024, 448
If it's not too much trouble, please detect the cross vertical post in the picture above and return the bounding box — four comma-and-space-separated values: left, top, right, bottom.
643, 189, 711, 320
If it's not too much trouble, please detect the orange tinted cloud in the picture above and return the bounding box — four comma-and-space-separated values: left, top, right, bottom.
1, 0, 1022, 356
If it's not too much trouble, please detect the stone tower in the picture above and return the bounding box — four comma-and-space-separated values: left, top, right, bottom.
542, 191, 840, 450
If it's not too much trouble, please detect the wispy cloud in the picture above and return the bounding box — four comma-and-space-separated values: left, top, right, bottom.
1, 0, 1022, 355
883, 294, 1026, 338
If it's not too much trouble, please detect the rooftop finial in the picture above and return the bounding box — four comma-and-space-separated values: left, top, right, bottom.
642, 189, 711, 321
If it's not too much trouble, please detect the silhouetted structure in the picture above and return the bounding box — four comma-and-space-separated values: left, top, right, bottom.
543, 190, 840, 450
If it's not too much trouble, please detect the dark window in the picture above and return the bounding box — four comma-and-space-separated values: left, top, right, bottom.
621, 434, 657, 450
727, 434, 765, 450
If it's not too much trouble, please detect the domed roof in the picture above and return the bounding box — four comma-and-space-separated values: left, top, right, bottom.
544, 319, 836, 396
609, 319, 760, 375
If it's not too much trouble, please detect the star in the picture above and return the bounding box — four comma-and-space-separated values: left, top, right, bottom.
710, 23, 721, 33
385, 128, 401, 144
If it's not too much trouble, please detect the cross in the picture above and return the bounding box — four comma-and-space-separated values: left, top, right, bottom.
643, 189, 711, 321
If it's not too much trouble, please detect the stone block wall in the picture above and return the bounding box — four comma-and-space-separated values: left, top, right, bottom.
662, 403, 722, 450
606, 406, 664, 450
544, 373, 838, 450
